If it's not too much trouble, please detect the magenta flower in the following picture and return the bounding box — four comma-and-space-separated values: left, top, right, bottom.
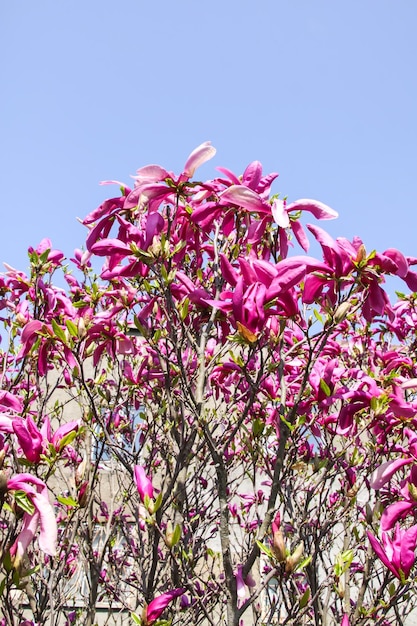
13, 416, 43, 463
145, 588, 185, 624
367, 523, 417, 580
134, 465, 154, 502
7, 473, 57, 565
0, 391, 24, 413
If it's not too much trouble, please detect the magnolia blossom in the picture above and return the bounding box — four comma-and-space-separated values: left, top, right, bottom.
367, 524, 417, 580
134, 465, 154, 502
144, 588, 185, 625
7, 473, 57, 565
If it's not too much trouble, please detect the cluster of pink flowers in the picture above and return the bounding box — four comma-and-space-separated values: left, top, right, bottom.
1, 142, 417, 624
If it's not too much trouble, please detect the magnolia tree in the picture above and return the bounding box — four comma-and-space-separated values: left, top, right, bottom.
1, 143, 417, 626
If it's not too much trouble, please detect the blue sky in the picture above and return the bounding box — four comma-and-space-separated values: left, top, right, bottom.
1, 1, 416, 278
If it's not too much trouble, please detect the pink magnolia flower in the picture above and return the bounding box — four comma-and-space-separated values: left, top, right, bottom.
28, 238, 64, 266
271, 512, 286, 562
7, 473, 57, 565
12, 416, 80, 463
144, 588, 185, 625
134, 465, 154, 502
0, 391, 23, 414
13, 416, 43, 463
125, 141, 216, 211
235, 565, 256, 608
367, 523, 417, 580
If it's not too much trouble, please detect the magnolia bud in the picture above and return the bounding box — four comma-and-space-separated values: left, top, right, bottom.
285, 543, 304, 574
75, 457, 87, 486
272, 528, 287, 563
78, 481, 89, 508
0, 471, 7, 496
77, 317, 87, 339
356, 244, 367, 263
16, 313, 27, 326
165, 521, 174, 548
334, 301, 351, 324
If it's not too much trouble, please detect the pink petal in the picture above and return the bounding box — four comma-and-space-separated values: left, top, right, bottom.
402, 379, 417, 390
146, 588, 185, 624
242, 161, 263, 190
183, 141, 216, 178
400, 524, 417, 577
404, 270, 417, 292
33, 492, 57, 556
367, 531, 399, 578
13, 417, 43, 463
370, 458, 412, 490
216, 166, 241, 185
91, 238, 132, 256
271, 199, 290, 228
220, 185, 266, 213
383, 248, 409, 278
0, 415, 14, 432
286, 199, 338, 220
291, 220, 310, 252
10, 512, 39, 567
52, 419, 81, 446
381, 501, 415, 531
133, 164, 170, 183
134, 465, 154, 501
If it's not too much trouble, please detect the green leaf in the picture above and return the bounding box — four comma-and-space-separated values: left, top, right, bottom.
334, 549, 354, 577
2, 551, 12, 573
171, 524, 181, 547
21, 564, 40, 577
253, 418, 264, 437
313, 308, 323, 323
319, 378, 331, 397
179, 298, 189, 322
66, 319, 79, 338
299, 587, 310, 609
58, 430, 79, 451
14, 490, 35, 515
256, 539, 273, 559
160, 263, 168, 282
51, 318, 67, 344
388, 582, 396, 597
73, 300, 89, 309
295, 555, 312, 571
153, 491, 163, 513
130, 611, 142, 624
12, 569, 20, 586
56, 494, 79, 508
39, 248, 51, 264
280, 413, 295, 433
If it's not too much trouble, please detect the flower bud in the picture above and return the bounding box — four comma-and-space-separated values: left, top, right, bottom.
285, 543, 304, 573
78, 481, 89, 508
271, 512, 286, 562
272, 528, 286, 562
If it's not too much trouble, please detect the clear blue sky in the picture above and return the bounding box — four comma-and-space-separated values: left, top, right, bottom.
1, 1, 416, 274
